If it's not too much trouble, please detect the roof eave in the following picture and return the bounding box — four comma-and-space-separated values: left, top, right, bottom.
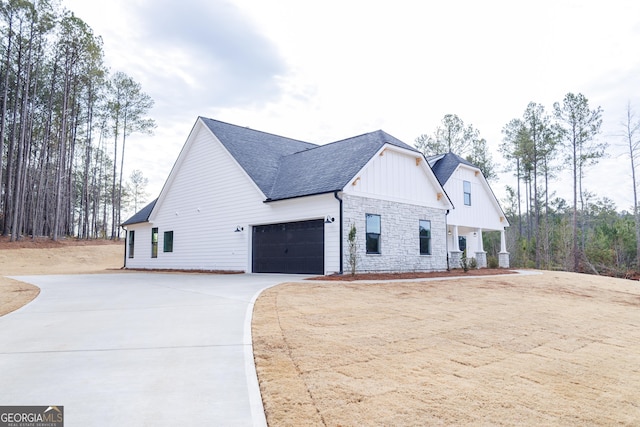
264, 189, 340, 203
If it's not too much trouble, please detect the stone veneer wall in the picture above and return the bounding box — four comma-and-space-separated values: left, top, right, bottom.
342, 194, 448, 273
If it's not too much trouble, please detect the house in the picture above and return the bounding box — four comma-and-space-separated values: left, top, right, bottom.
122, 117, 458, 275
428, 152, 510, 268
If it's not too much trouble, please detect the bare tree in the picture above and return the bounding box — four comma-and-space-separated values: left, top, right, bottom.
106, 71, 155, 239
416, 113, 496, 179
621, 102, 640, 268
554, 93, 604, 271
125, 169, 148, 214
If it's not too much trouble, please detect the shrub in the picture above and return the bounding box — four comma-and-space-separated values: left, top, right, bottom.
460, 250, 469, 272
347, 223, 358, 275
488, 256, 499, 269
469, 257, 478, 270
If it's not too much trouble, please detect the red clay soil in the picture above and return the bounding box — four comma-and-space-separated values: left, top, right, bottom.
0, 236, 123, 249
308, 268, 517, 281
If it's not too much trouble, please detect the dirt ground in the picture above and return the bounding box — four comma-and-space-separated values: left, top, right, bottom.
3, 242, 640, 425
0, 238, 123, 316
253, 271, 640, 426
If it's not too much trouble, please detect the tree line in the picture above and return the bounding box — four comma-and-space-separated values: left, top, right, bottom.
0, 0, 154, 242
2, 3, 638, 279
416, 95, 640, 277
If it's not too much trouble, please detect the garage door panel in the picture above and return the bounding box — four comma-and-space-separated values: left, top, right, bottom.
252, 219, 324, 274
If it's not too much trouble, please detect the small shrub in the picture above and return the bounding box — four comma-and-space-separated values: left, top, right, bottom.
469, 257, 478, 270
460, 250, 469, 272
347, 223, 358, 275
488, 256, 499, 269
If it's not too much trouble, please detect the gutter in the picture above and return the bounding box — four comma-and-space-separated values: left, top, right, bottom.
445, 209, 450, 271
263, 189, 339, 204
334, 191, 343, 274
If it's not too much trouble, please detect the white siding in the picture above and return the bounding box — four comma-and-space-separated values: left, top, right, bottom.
445, 165, 506, 231
125, 121, 340, 274
344, 146, 448, 210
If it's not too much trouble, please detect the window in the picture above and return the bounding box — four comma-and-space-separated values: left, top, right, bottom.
128, 230, 135, 258
366, 214, 381, 254
151, 227, 158, 258
463, 180, 471, 206
163, 231, 174, 252
419, 220, 431, 255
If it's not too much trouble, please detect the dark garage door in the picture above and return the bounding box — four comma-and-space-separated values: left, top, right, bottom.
252, 219, 324, 274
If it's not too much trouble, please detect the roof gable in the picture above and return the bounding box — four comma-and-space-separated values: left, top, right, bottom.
427, 152, 477, 186
200, 117, 318, 196
428, 152, 509, 227
267, 130, 419, 201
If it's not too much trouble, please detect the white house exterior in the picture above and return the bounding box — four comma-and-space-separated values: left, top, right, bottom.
428, 153, 510, 268
122, 117, 454, 275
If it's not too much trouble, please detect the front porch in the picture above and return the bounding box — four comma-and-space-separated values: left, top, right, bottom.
447, 225, 509, 269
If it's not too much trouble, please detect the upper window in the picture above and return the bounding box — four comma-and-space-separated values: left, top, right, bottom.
419, 220, 431, 255
151, 227, 158, 258
463, 180, 471, 206
163, 231, 174, 253
128, 230, 135, 258
366, 214, 381, 254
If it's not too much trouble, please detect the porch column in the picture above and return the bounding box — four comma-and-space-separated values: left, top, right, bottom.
452, 225, 460, 251
449, 225, 462, 269
499, 229, 510, 268
476, 228, 484, 252
475, 228, 487, 268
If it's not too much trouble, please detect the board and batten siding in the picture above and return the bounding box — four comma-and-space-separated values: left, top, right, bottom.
445, 165, 506, 231
125, 121, 340, 274
344, 145, 446, 210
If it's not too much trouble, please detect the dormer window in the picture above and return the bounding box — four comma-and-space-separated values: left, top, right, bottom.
463, 180, 471, 206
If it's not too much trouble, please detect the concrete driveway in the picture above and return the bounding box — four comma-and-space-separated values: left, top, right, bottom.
0, 272, 307, 426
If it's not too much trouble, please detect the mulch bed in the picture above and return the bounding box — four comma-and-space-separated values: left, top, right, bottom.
307, 268, 517, 281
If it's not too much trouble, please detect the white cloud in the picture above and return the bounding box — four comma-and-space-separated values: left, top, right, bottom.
63, 0, 640, 209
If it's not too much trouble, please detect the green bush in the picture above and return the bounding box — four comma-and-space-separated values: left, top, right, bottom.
488, 256, 499, 269
348, 223, 358, 275
460, 250, 469, 272
469, 257, 478, 270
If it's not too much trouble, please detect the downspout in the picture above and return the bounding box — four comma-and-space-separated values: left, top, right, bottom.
445, 209, 450, 271
334, 191, 343, 274
121, 226, 127, 269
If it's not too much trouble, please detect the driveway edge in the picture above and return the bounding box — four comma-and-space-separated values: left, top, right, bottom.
244, 285, 273, 427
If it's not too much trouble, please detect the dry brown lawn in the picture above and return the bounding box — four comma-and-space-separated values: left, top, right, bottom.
0, 239, 123, 316
3, 242, 640, 425
253, 271, 640, 426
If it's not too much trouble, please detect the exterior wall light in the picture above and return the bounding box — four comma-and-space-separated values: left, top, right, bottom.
235, 226, 244, 232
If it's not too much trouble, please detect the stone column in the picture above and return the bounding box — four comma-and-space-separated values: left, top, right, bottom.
474, 228, 487, 268
499, 229, 510, 268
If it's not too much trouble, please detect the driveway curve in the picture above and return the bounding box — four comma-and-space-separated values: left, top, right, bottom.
0, 272, 307, 426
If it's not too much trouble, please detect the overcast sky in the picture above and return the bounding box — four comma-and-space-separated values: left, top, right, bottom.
63, 0, 640, 212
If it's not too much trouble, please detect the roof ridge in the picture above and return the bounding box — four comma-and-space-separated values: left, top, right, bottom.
199, 116, 318, 148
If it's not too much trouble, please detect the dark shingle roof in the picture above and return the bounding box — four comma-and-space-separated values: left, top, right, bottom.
123, 118, 425, 224
202, 117, 419, 201
428, 152, 477, 185
267, 130, 418, 201
200, 117, 318, 195
121, 199, 157, 226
